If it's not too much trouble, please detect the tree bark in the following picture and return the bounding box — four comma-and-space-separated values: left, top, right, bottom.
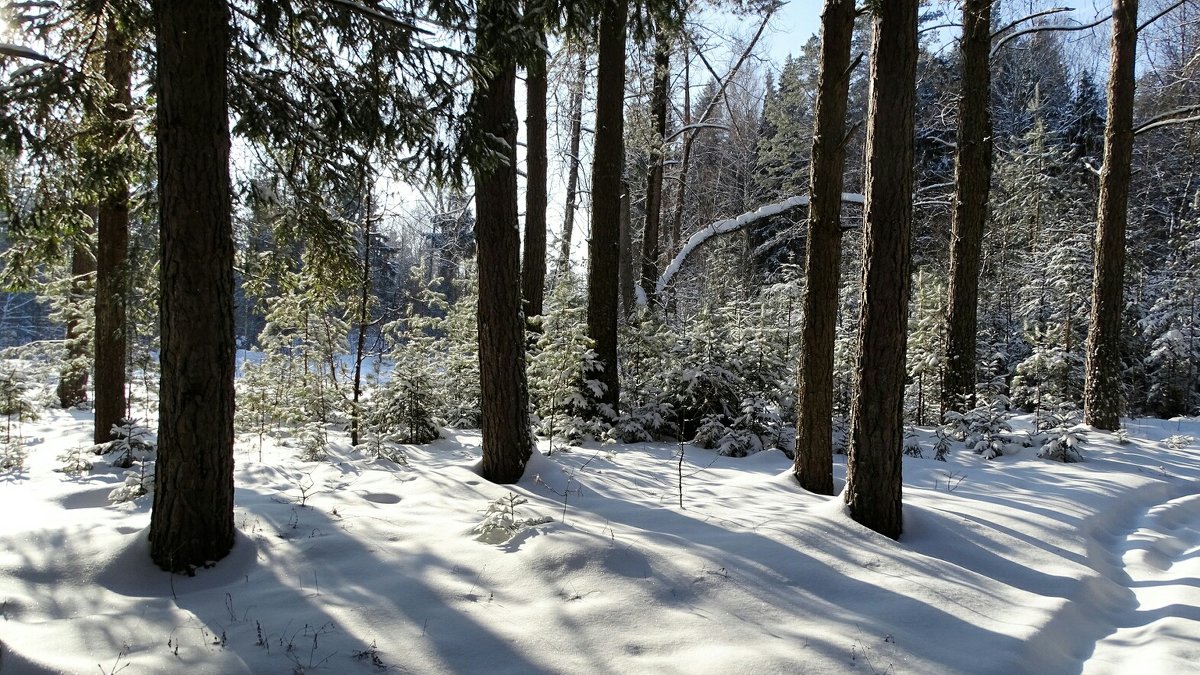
57, 221, 94, 409
618, 178, 634, 318
522, 34, 548, 320
844, 0, 918, 541
640, 27, 671, 302
1084, 0, 1138, 431
474, 0, 534, 483
556, 50, 587, 277
94, 15, 132, 444
586, 0, 626, 414
942, 0, 994, 415
149, 0, 236, 573
793, 0, 856, 496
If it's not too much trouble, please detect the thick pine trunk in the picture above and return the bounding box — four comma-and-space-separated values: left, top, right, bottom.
94, 16, 131, 444
1084, 0, 1138, 431
586, 0, 626, 413
639, 28, 670, 301
844, 1, 918, 540
149, 0, 236, 573
522, 36, 548, 320
557, 51, 587, 277
942, 0, 994, 415
793, 0, 856, 496
474, 0, 534, 483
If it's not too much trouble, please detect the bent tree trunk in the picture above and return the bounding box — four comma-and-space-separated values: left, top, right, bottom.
149, 0, 236, 573
1084, 0, 1138, 431
844, 0, 918, 541
556, 50, 587, 277
794, 0, 856, 496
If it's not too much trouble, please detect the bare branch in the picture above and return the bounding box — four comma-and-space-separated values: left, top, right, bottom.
319, 0, 432, 35
991, 7, 1074, 40
1134, 104, 1200, 135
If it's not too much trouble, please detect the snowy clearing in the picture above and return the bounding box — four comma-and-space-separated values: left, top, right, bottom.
1, 411, 1199, 674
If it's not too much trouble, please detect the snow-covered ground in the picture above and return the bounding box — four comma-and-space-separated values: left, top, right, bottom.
1, 410, 1198, 674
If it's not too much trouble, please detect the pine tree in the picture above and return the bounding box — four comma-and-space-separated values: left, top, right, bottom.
793, 0, 856, 495
942, 0, 993, 414
471, 0, 534, 483
844, 0, 918, 540
1084, 0, 1139, 430
149, 0, 236, 573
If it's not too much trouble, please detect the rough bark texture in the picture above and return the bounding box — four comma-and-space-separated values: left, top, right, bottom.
556, 51, 587, 277
57, 228, 94, 409
942, 0, 994, 416
1084, 0, 1138, 431
640, 28, 670, 301
793, 0, 856, 496
474, 0, 534, 483
522, 37, 548, 320
149, 0, 236, 573
586, 0, 626, 413
618, 178, 634, 318
844, 1, 918, 541
94, 16, 131, 444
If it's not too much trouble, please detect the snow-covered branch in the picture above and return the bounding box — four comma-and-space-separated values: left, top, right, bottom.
652, 193, 866, 299
0, 43, 56, 64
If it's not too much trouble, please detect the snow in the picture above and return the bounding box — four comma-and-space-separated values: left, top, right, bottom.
654, 193, 866, 298
3, 409, 1200, 673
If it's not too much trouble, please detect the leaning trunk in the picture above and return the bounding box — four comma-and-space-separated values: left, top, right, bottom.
557, 50, 587, 277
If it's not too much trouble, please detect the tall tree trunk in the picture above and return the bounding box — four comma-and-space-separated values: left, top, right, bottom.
149, 0, 236, 573
522, 33, 548, 320
618, 178, 634, 318
557, 50, 587, 277
844, 0, 918, 541
94, 15, 131, 444
793, 0, 856, 496
350, 181, 373, 448
56, 222, 95, 409
474, 0, 534, 483
586, 0, 626, 414
640, 27, 670, 301
669, 43, 691, 274
942, 0, 994, 415
1084, 0, 1138, 431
